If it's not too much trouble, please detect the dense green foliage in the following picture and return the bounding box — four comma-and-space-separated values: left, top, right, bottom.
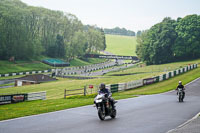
136, 15, 200, 64
0, 0, 105, 61
104, 27, 135, 36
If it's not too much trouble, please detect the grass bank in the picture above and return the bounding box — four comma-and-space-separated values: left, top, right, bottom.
0, 67, 200, 121
70, 58, 106, 66
0, 59, 199, 99
105, 34, 137, 56
0, 58, 106, 75
0, 60, 52, 74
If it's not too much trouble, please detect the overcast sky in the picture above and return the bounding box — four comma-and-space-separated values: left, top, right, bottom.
21, 0, 200, 32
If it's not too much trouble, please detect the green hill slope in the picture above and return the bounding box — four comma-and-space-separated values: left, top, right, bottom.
0, 58, 105, 74
105, 34, 137, 56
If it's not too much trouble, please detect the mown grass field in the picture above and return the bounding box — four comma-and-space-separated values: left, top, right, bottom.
105, 34, 137, 56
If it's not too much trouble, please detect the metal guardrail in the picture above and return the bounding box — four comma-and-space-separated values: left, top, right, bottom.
0, 70, 51, 77
27, 91, 46, 101
0, 91, 46, 105
63, 64, 198, 98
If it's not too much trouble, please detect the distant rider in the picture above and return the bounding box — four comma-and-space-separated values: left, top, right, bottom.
99, 83, 115, 109
176, 81, 185, 98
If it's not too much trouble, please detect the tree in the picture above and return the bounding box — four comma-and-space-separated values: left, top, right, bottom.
136, 17, 177, 64
173, 14, 200, 60
104, 27, 135, 36
86, 28, 104, 54
136, 31, 142, 36
56, 34, 65, 58
0, 0, 110, 61
100, 28, 106, 50
136, 14, 200, 64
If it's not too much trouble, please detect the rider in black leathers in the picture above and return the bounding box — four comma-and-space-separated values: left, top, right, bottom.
176, 81, 185, 99
99, 83, 115, 109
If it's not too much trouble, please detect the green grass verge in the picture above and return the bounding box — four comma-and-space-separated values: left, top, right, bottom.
69, 58, 106, 66
119, 67, 200, 95
0, 75, 24, 80
0, 67, 200, 121
105, 34, 137, 56
0, 59, 199, 99
0, 83, 14, 87
0, 60, 52, 74
0, 58, 106, 75
0, 98, 93, 120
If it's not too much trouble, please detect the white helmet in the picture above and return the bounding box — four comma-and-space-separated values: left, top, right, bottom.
179, 81, 182, 84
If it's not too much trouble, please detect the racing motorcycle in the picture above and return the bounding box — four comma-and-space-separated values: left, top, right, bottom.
94, 93, 117, 120
177, 88, 184, 102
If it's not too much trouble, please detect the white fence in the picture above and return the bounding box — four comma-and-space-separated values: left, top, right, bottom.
125, 79, 143, 90
27, 91, 46, 101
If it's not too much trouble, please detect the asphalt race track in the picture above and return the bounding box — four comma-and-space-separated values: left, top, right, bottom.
1, 78, 200, 133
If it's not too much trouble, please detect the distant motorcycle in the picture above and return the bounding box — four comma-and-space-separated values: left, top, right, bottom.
94, 93, 117, 120
177, 88, 184, 102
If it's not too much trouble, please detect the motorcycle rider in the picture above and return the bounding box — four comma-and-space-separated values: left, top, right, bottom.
176, 81, 185, 99
99, 83, 115, 109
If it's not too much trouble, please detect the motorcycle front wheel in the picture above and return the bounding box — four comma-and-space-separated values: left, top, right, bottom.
179, 94, 183, 102
98, 108, 105, 120
110, 109, 116, 119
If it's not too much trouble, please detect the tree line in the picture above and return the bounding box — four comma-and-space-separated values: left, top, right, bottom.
104, 27, 136, 36
136, 14, 200, 65
0, 0, 106, 61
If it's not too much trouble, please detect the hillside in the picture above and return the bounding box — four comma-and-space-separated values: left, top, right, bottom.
0, 58, 105, 74
105, 34, 137, 56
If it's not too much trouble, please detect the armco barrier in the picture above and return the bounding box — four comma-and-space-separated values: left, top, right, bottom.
118, 83, 126, 91
62, 64, 198, 96
158, 64, 197, 82
126, 79, 143, 90
170, 71, 174, 77
0, 69, 52, 77
174, 70, 176, 76
159, 75, 163, 82
143, 78, 155, 85
178, 69, 181, 74
110, 84, 118, 93
168, 72, 172, 78
0, 93, 28, 105
154, 76, 159, 82
27, 91, 46, 101
106, 84, 111, 90
166, 73, 169, 79
105, 64, 197, 94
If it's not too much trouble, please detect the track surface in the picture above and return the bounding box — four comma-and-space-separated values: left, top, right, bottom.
1, 78, 200, 133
